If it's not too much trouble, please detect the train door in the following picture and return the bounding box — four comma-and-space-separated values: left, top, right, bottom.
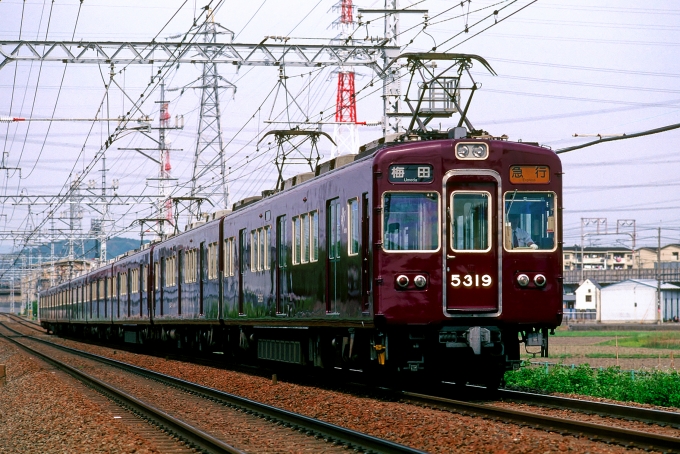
361, 193, 370, 313
326, 198, 341, 314
238, 229, 246, 315
276, 215, 287, 314
444, 170, 501, 314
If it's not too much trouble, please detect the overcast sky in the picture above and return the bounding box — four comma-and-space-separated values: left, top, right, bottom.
1, 0, 679, 259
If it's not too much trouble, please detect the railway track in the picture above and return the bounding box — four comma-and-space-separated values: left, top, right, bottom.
3, 313, 45, 333
0, 322, 425, 454
400, 389, 680, 453
6, 320, 680, 452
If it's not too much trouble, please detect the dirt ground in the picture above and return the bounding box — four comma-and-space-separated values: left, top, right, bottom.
526, 335, 679, 371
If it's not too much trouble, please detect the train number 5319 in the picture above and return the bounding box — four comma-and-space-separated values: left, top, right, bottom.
450, 274, 492, 287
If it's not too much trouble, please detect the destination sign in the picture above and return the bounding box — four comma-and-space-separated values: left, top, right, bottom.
388, 164, 434, 183
509, 165, 550, 184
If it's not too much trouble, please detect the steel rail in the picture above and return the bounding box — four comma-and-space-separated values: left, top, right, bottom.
496, 387, 680, 428
6, 328, 425, 454
401, 391, 680, 453
4, 313, 46, 333
0, 330, 243, 454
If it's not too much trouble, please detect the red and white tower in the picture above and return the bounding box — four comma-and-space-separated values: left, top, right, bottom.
332, 0, 360, 158
158, 85, 174, 236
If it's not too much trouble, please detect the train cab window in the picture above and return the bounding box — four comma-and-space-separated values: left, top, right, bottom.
382, 192, 440, 251
348, 198, 359, 256
504, 191, 556, 251
451, 192, 491, 251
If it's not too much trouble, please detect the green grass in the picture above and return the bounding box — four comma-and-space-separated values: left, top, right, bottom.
595, 332, 680, 349
504, 363, 680, 407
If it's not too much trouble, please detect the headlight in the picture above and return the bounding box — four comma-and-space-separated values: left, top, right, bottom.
517, 274, 530, 287
472, 145, 486, 158
456, 142, 488, 160
396, 275, 409, 288
456, 145, 469, 158
534, 274, 547, 287
414, 275, 427, 288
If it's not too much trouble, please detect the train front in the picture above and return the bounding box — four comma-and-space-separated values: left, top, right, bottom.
371, 138, 562, 386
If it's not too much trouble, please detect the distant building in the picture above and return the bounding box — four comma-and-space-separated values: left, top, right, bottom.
574, 279, 601, 311
563, 246, 634, 271
636, 244, 680, 269
600, 279, 680, 323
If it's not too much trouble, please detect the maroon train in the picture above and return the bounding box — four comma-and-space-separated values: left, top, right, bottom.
40, 133, 562, 387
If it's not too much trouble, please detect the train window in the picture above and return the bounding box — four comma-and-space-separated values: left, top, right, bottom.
168, 256, 177, 287
142, 266, 148, 291
310, 211, 318, 262
503, 191, 556, 252
277, 216, 287, 268
348, 198, 359, 256
382, 192, 440, 252
208, 242, 218, 279
451, 192, 491, 252
264, 226, 271, 270
301, 213, 309, 263
293, 216, 301, 265
154, 262, 160, 290
120, 273, 127, 296
224, 237, 235, 276
183, 249, 196, 284
131, 269, 139, 293
251, 230, 259, 270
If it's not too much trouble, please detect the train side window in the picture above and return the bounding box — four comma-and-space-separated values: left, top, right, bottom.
154, 262, 160, 290
208, 242, 218, 279
251, 230, 258, 271
277, 216, 287, 268
503, 191, 556, 252
293, 216, 301, 265
348, 198, 359, 256
263, 226, 271, 270
310, 211, 318, 262
224, 237, 235, 276
301, 213, 309, 263
382, 192, 440, 252
120, 272, 128, 296
451, 192, 491, 252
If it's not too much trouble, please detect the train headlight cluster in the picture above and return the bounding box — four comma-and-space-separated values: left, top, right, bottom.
517, 274, 530, 287
456, 143, 488, 160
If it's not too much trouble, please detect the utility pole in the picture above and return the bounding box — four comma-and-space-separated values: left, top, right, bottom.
580, 217, 607, 283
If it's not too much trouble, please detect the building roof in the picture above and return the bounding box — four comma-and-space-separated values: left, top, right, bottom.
580, 278, 602, 289
637, 244, 680, 252
563, 245, 632, 252
603, 279, 680, 291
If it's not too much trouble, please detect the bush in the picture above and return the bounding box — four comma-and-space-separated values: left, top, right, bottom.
504, 363, 680, 408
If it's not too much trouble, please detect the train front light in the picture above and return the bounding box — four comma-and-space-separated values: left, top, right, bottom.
534, 274, 547, 287
456, 145, 469, 158
396, 275, 410, 288
517, 274, 530, 287
414, 275, 427, 288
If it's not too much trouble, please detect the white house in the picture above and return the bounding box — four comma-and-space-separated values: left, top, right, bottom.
574, 279, 601, 311
600, 279, 680, 323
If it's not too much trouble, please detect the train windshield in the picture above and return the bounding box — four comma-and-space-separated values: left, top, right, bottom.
504, 191, 556, 251
383, 192, 439, 251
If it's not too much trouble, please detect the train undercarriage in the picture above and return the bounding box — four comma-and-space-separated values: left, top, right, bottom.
44, 320, 552, 389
